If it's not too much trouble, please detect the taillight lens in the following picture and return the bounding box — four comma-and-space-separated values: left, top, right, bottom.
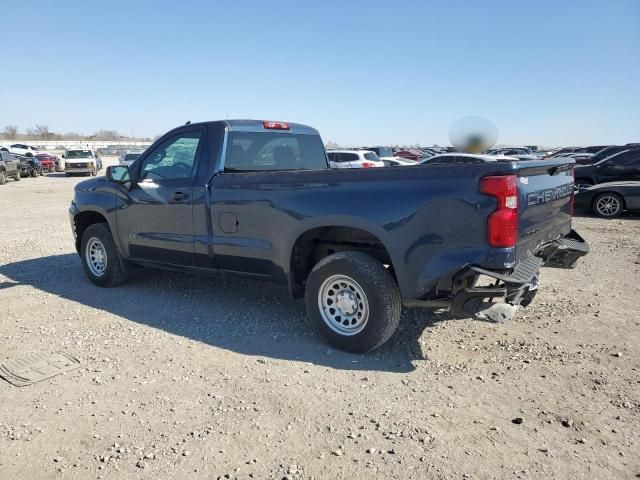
480, 175, 519, 248
361, 162, 375, 168
263, 120, 290, 130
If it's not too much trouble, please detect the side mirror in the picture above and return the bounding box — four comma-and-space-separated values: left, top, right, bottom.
106, 165, 131, 186
61, 154, 65, 158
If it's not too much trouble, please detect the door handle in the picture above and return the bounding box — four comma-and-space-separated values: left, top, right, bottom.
171, 192, 188, 201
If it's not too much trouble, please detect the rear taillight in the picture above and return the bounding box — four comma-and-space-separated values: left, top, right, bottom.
480, 175, 519, 248
361, 162, 375, 168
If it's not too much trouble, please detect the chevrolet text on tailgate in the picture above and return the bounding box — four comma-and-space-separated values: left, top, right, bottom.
69, 120, 589, 352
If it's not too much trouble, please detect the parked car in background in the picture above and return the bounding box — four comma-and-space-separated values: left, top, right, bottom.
18, 156, 43, 177
327, 150, 385, 168
97, 145, 128, 156
35, 153, 59, 172
546, 147, 578, 158
572, 145, 631, 165
356, 146, 396, 161
487, 147, 533, 156
418, 148, 444, 160
393, 148, 424, 161
381, 157, 417, 167
0, 150, 21, 184
574, 182, 640, 218
63, 149, 99, 176
5, 144, 39, 157
573, 148, 640, 188
119, 151, 144, 166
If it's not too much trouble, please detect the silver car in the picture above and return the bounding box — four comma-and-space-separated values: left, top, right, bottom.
119, 151, 143, 166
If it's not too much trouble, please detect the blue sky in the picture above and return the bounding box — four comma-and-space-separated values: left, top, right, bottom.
1, 0, 638, 146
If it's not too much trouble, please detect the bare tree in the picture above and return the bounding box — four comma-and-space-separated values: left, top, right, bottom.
35, 124, 51, 140
4, 125, 18, 139
93, 129, 119, 140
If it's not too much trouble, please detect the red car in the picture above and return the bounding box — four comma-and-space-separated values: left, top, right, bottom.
393, 149, 423, 161
35, 153, 60, 172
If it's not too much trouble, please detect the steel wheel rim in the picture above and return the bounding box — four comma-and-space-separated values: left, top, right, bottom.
318, 274, 369, 336
596, 196, 620, 216
86, 237, 108, 277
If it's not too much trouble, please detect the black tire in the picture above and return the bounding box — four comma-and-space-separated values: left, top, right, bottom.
305, 251, 401, 353
80, 223, 130, 287
0, 171, 6, 185
593, 192, 624, 219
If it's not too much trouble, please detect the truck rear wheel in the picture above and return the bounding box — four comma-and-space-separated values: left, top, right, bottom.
0, 171, 6, 185
80, 223, 130, 287
14, 171, 20, 181
305, 251, 401, 353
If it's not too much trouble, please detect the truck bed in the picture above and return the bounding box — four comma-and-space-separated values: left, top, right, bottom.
208, 157, 575, 300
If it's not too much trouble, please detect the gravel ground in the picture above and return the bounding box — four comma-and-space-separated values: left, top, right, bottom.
0, 162, 639, 479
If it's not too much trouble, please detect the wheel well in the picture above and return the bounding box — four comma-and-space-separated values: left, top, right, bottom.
74, 211, 108, 252
290, 226, 395, 297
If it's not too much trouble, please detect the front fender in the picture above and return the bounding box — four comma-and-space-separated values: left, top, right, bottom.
72, 186, 121, 255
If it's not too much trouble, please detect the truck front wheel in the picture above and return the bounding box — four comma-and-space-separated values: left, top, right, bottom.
305, 251, 401, 353
80, 223, 130, 287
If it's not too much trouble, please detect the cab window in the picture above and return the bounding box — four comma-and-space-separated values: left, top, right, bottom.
225, 132, 327, 171
139, 130, 203, 180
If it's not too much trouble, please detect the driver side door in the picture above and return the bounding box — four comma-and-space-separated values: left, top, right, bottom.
115, 128, 205, 266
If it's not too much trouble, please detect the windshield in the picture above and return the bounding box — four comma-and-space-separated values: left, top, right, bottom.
66, 150, 93, 159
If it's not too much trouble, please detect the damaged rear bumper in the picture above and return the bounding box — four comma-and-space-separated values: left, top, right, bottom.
450, 229, 589, 319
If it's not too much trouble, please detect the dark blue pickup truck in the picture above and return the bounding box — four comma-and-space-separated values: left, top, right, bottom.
69, 120, 588, 352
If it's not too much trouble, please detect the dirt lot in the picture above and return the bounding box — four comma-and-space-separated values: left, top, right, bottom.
0, 162, 638, 479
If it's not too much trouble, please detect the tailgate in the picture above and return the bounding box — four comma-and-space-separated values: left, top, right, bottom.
516, 159, 574, 261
